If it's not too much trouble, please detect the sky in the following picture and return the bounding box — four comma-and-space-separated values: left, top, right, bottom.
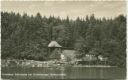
1, 1, 126, 20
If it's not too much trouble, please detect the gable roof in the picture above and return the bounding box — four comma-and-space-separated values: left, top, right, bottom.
48, 41, 62, 47
62, 50, 76, 59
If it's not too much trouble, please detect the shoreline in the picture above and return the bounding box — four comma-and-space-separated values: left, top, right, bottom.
73, 65, 117, 68
1, 59, 117, 68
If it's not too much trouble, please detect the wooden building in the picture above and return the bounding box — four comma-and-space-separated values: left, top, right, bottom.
48, 41, 62, 60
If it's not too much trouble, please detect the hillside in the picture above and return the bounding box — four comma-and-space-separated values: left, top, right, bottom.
1, 12, 126, 67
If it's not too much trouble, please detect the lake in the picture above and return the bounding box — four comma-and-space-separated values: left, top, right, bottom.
1, 67, 126, 79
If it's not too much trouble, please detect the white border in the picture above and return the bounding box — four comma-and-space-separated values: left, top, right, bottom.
0, 0, 126, 1
126, 0, 128, 79
0, 0, 127, 80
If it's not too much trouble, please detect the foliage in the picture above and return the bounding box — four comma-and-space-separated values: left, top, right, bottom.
1, 12, 126, 67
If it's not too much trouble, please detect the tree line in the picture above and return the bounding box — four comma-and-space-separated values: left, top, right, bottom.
1, 12, 126, 67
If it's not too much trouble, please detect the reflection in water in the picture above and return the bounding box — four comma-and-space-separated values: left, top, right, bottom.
1, 67, 126, 79
60, 67, 64, 79
99, 68, 103, 79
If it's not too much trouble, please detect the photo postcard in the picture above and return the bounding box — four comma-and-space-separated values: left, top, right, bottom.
1, 0, 127, 80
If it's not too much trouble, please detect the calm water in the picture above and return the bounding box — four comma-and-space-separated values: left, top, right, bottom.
1, 67, 126, 79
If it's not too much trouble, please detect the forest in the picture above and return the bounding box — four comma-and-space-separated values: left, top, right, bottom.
1, 12, 126, 67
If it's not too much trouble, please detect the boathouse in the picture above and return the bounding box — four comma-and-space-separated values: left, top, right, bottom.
48, 41, 62, 60
48, 41, 77, 61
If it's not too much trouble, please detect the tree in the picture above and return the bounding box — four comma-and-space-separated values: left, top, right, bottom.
1, 12, 126, 67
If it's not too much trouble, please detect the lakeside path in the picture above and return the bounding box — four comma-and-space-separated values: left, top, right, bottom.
1, 59, 117, 68
73, 65, 117, 68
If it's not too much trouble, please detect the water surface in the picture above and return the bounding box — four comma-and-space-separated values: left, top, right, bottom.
1, 67, 126, 79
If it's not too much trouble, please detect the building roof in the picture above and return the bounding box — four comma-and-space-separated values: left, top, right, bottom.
62, 50, 76, 59
83, 55, 97, 61
48, 41, 62, 47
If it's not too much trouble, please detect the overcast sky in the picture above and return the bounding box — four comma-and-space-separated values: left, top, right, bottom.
1, 1, 126, 20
